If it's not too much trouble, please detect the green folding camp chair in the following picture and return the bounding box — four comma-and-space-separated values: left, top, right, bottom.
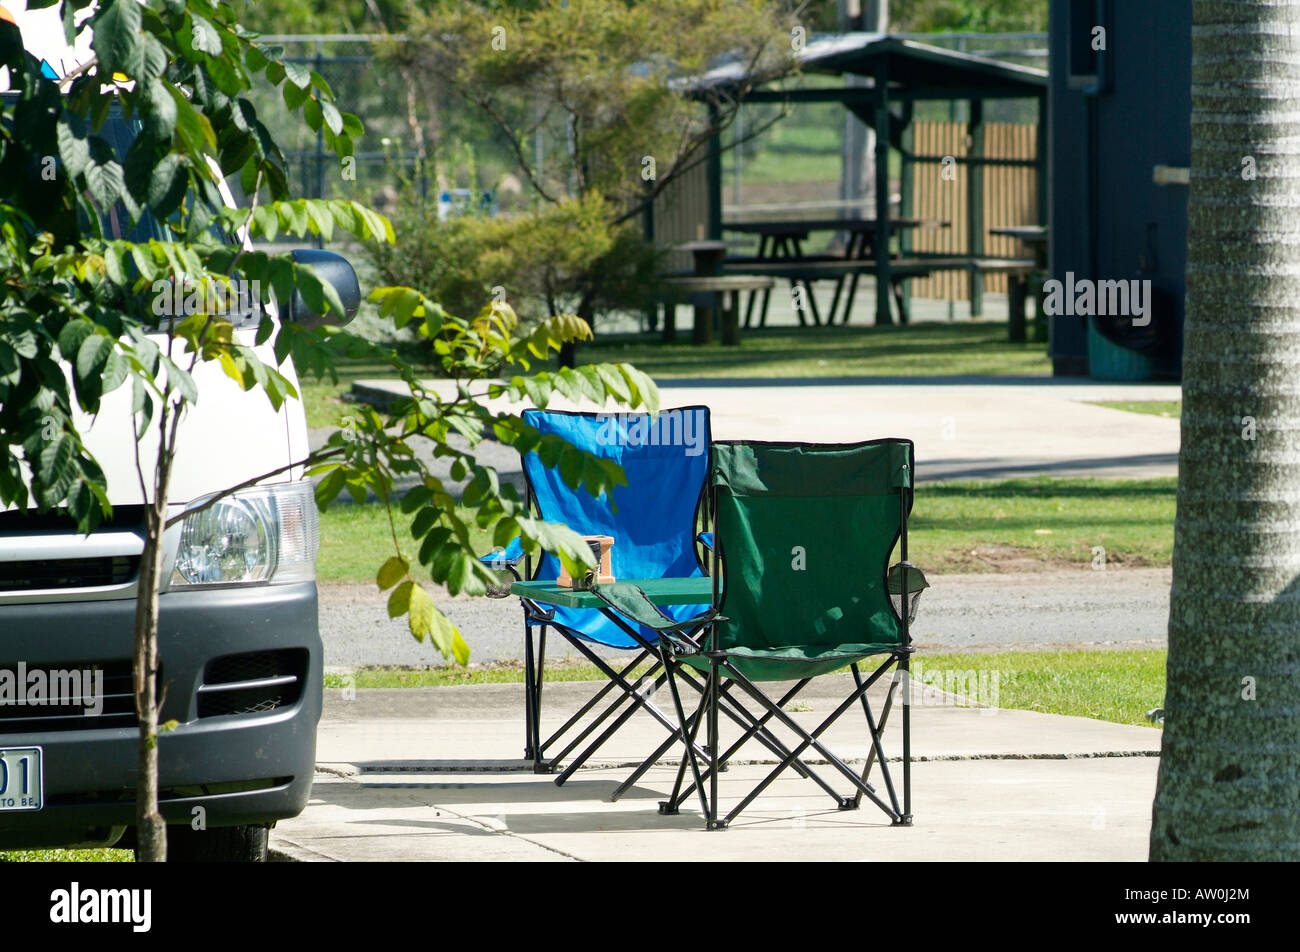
652, 438, 927, 830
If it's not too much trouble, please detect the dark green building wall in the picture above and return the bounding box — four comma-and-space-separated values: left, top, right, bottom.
1048, 0, 1191, 377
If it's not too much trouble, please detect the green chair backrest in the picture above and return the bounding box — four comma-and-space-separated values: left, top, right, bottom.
710, 440, 914, 654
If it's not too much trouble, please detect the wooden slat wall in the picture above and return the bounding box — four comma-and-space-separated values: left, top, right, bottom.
651, 159, 711, 272
910, 121, 968, 301
909, 121, 1038, 301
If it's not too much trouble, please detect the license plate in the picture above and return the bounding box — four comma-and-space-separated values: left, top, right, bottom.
0, 747, 43, 811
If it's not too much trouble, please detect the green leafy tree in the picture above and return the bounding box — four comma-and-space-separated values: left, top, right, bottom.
231, 0, 406, 35
889, 0, 1045, 33
378, 0, 796, 359
367, 190, 659, 336
1, 0, 655, 860
1150, 0, 1300, 861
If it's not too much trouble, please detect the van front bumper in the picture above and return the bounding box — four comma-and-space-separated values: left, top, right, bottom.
0, 582, 321, 849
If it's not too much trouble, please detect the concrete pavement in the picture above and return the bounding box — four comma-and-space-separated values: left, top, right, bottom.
284, 374, 1172, 860
271, 678, 1162, 862
351, 375, 1181, 482
319, 567, 1172, 668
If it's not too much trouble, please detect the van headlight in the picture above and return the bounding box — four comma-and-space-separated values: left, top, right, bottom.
171, 482, 319, 587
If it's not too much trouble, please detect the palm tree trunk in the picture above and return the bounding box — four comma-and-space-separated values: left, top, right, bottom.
1151, 0, 1300, 860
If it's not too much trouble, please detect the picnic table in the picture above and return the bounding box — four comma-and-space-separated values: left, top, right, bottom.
723, 254, 1035, 326
989, 225, 1048, 343
659, 240, 774, 346
723, 217, 950, 326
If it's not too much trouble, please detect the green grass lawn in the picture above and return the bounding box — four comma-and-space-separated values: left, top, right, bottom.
325, 648, 1167, 728
295, 340, 441, 430
324, 662, 650, 689
910, 477, 1176, 572
0, 848, 132, 862
297, 321, 1050, 430
319, 503, 495, 583
578, 323, 1051, 380
1087, 400, 1182, 420
319, 476, 1176, 582
920, 649, 1166, 727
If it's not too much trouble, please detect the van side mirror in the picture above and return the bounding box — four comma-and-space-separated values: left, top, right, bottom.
286, 249, 361, 328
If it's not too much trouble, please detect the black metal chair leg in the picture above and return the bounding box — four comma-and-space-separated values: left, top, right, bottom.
900, 653, 913, 826
523, 622, 539, 766
660, 673, 711, 815
708, 659, 722, 829
851, 662, 901, 816
663, 653, 710, 822
855, 663, 903, 808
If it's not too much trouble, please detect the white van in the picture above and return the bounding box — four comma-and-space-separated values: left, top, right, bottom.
0, 1, 359, 860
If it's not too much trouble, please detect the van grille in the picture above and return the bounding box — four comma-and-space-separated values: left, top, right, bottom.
0, 660, 138, 733
197, 649, 307, 718
0, 556, 139, 592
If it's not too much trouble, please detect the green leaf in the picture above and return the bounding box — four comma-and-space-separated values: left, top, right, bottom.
38, 435, 75, 486
341, 112, 364, 137
449, 630, 470, 666
309, 70, 334, 97
319, 100, 343, 136
252, 205, 279, 241
75, 334, 114, 384
305, 200, 334, 241
205, 52, 240, 97
57, 319, 95, 362
166, 83, 216, 155
315, 467, 345, 508
282, 60, 310, 89
407, 584, 440, 652
139, 32, 168, 82
410, 506, 440, 540
91, 0, 143, 78
387, 580, 414, 621
593, 363, 631, 404
159, 355, 198, 404
56, 120, 90, 178
376, 556, 409, 591
145, 79, 177, 140
285, 81, 310, 112
147, 153, 189, 217
189, 14, 222, 56
245, 44, 268, 72
84, 156, 125, 209
557, 445, 584, 489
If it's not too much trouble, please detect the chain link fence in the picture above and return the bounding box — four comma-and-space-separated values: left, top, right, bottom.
246, 35, 427, 232
246, 31, 1045, 209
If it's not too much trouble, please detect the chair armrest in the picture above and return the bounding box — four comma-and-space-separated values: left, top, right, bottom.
888, 562, 929, 623
480, 538, 525, 568
887, 562, 930, 594
591, 582, 722, 655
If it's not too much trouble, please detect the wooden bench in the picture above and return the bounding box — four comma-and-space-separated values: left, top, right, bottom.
890, 256, 1037, 334
659, 274, 777, 345
722, 255, 1036, 329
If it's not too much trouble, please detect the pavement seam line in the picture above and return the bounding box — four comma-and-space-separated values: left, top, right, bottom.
268, 836, 341, 863
429, 803, 585, 862
334, 750, 1161, 776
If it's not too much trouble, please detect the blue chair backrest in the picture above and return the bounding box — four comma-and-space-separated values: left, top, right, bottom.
522, 407, 711, 648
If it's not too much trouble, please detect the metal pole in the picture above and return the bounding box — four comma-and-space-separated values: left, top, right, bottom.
314, 46, 325, 249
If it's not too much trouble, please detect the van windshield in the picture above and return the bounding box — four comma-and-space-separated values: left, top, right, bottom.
95, 109, 230, 246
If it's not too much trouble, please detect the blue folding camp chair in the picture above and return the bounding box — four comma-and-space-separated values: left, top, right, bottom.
483, 407, 715, 778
